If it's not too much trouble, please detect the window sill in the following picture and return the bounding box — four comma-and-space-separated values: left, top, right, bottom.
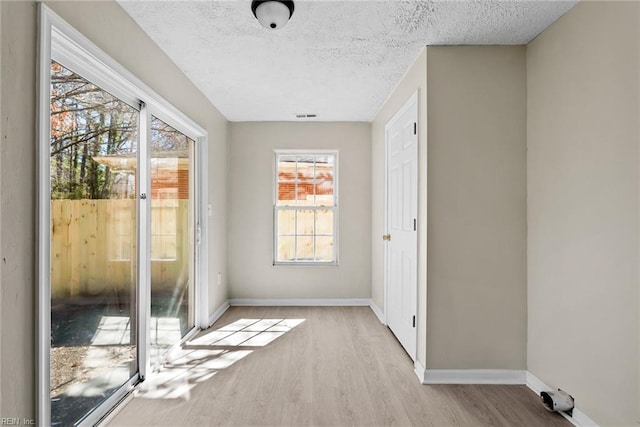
273, 262, 338, 267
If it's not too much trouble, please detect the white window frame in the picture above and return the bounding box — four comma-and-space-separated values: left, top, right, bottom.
273, 150, 339, 266
37, 5, 209, 426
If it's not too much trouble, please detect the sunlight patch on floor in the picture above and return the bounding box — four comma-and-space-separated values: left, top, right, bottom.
136, 318, 306, 400
187, 318, 305, 348
137, 349, 253, 400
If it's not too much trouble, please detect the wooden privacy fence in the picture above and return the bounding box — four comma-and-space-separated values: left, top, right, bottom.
51, 199, 190, 300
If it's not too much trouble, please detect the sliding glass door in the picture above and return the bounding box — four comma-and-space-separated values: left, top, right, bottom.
50, 61, 140, 426
39, 9, 208, 425
47, 62, 196, 426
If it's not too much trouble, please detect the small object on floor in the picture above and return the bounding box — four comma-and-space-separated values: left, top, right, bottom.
541, 389, 574, 416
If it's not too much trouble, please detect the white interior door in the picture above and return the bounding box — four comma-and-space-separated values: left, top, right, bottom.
385, 93, 418, 360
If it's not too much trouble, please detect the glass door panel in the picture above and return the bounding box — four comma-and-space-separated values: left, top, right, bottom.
149, 116, 194, 365
50, 61, 139, 426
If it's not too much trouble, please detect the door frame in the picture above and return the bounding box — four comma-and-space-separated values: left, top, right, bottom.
383, 90, 419, 360
37, 5, 209, 425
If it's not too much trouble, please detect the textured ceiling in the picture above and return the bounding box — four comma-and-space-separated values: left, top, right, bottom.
118, 0, 577, 122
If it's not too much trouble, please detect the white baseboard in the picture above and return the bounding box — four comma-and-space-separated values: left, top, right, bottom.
524, 371, 548, 394
570, 410, 599, 427
368, 300, 385, 324
525, 371, 599, 427
421, 369, 526, 385
207, 299, 230, 327
414, 360, 426, 383
229, 298, 371, 307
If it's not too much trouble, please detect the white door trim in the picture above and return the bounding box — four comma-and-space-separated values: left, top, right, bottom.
383, 91, 419, 360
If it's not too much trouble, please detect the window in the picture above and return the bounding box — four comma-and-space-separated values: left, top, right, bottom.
274, 151, 338, 264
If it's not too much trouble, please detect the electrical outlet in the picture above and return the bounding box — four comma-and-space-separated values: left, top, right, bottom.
208, 203, 213, 217
217, 272, 222, 285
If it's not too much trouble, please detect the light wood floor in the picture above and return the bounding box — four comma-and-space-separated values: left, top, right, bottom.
107, 306, 569, 426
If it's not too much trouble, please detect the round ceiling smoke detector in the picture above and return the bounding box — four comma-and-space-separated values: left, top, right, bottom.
251, 0, 295, 30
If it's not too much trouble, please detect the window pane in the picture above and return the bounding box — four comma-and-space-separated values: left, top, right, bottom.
315, 155, 334, 206
315, 181, 334, 206
277, 155, 296, 206
296, 156, 315, 206
278, 154, 297, 163
149, 116, 194, 365
277, 183, 296, 206
50, 61, 138, 426
296, 154, 314, 164
277, 209, 295, 235
296, 236, 314, 260
278, 236, 295, 261
315, 236, 334, 261
315, 154, 333, 166
296, 210, 314, 235
316, 210, 334, 236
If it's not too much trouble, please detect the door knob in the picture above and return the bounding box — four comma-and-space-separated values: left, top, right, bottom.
383, 234, 391, 241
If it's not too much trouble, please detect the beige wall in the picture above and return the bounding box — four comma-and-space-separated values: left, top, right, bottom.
228, 122, 371, 299
1, 2, 37, 417
527, 1, 640, 425
426, 46, 527, 370
372, 47, 527, 371
0, 1, 3, 417
0, 1, 228, 419
371, 48, 428, 365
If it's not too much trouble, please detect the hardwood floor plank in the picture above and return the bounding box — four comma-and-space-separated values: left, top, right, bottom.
107, 306, 570, 427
